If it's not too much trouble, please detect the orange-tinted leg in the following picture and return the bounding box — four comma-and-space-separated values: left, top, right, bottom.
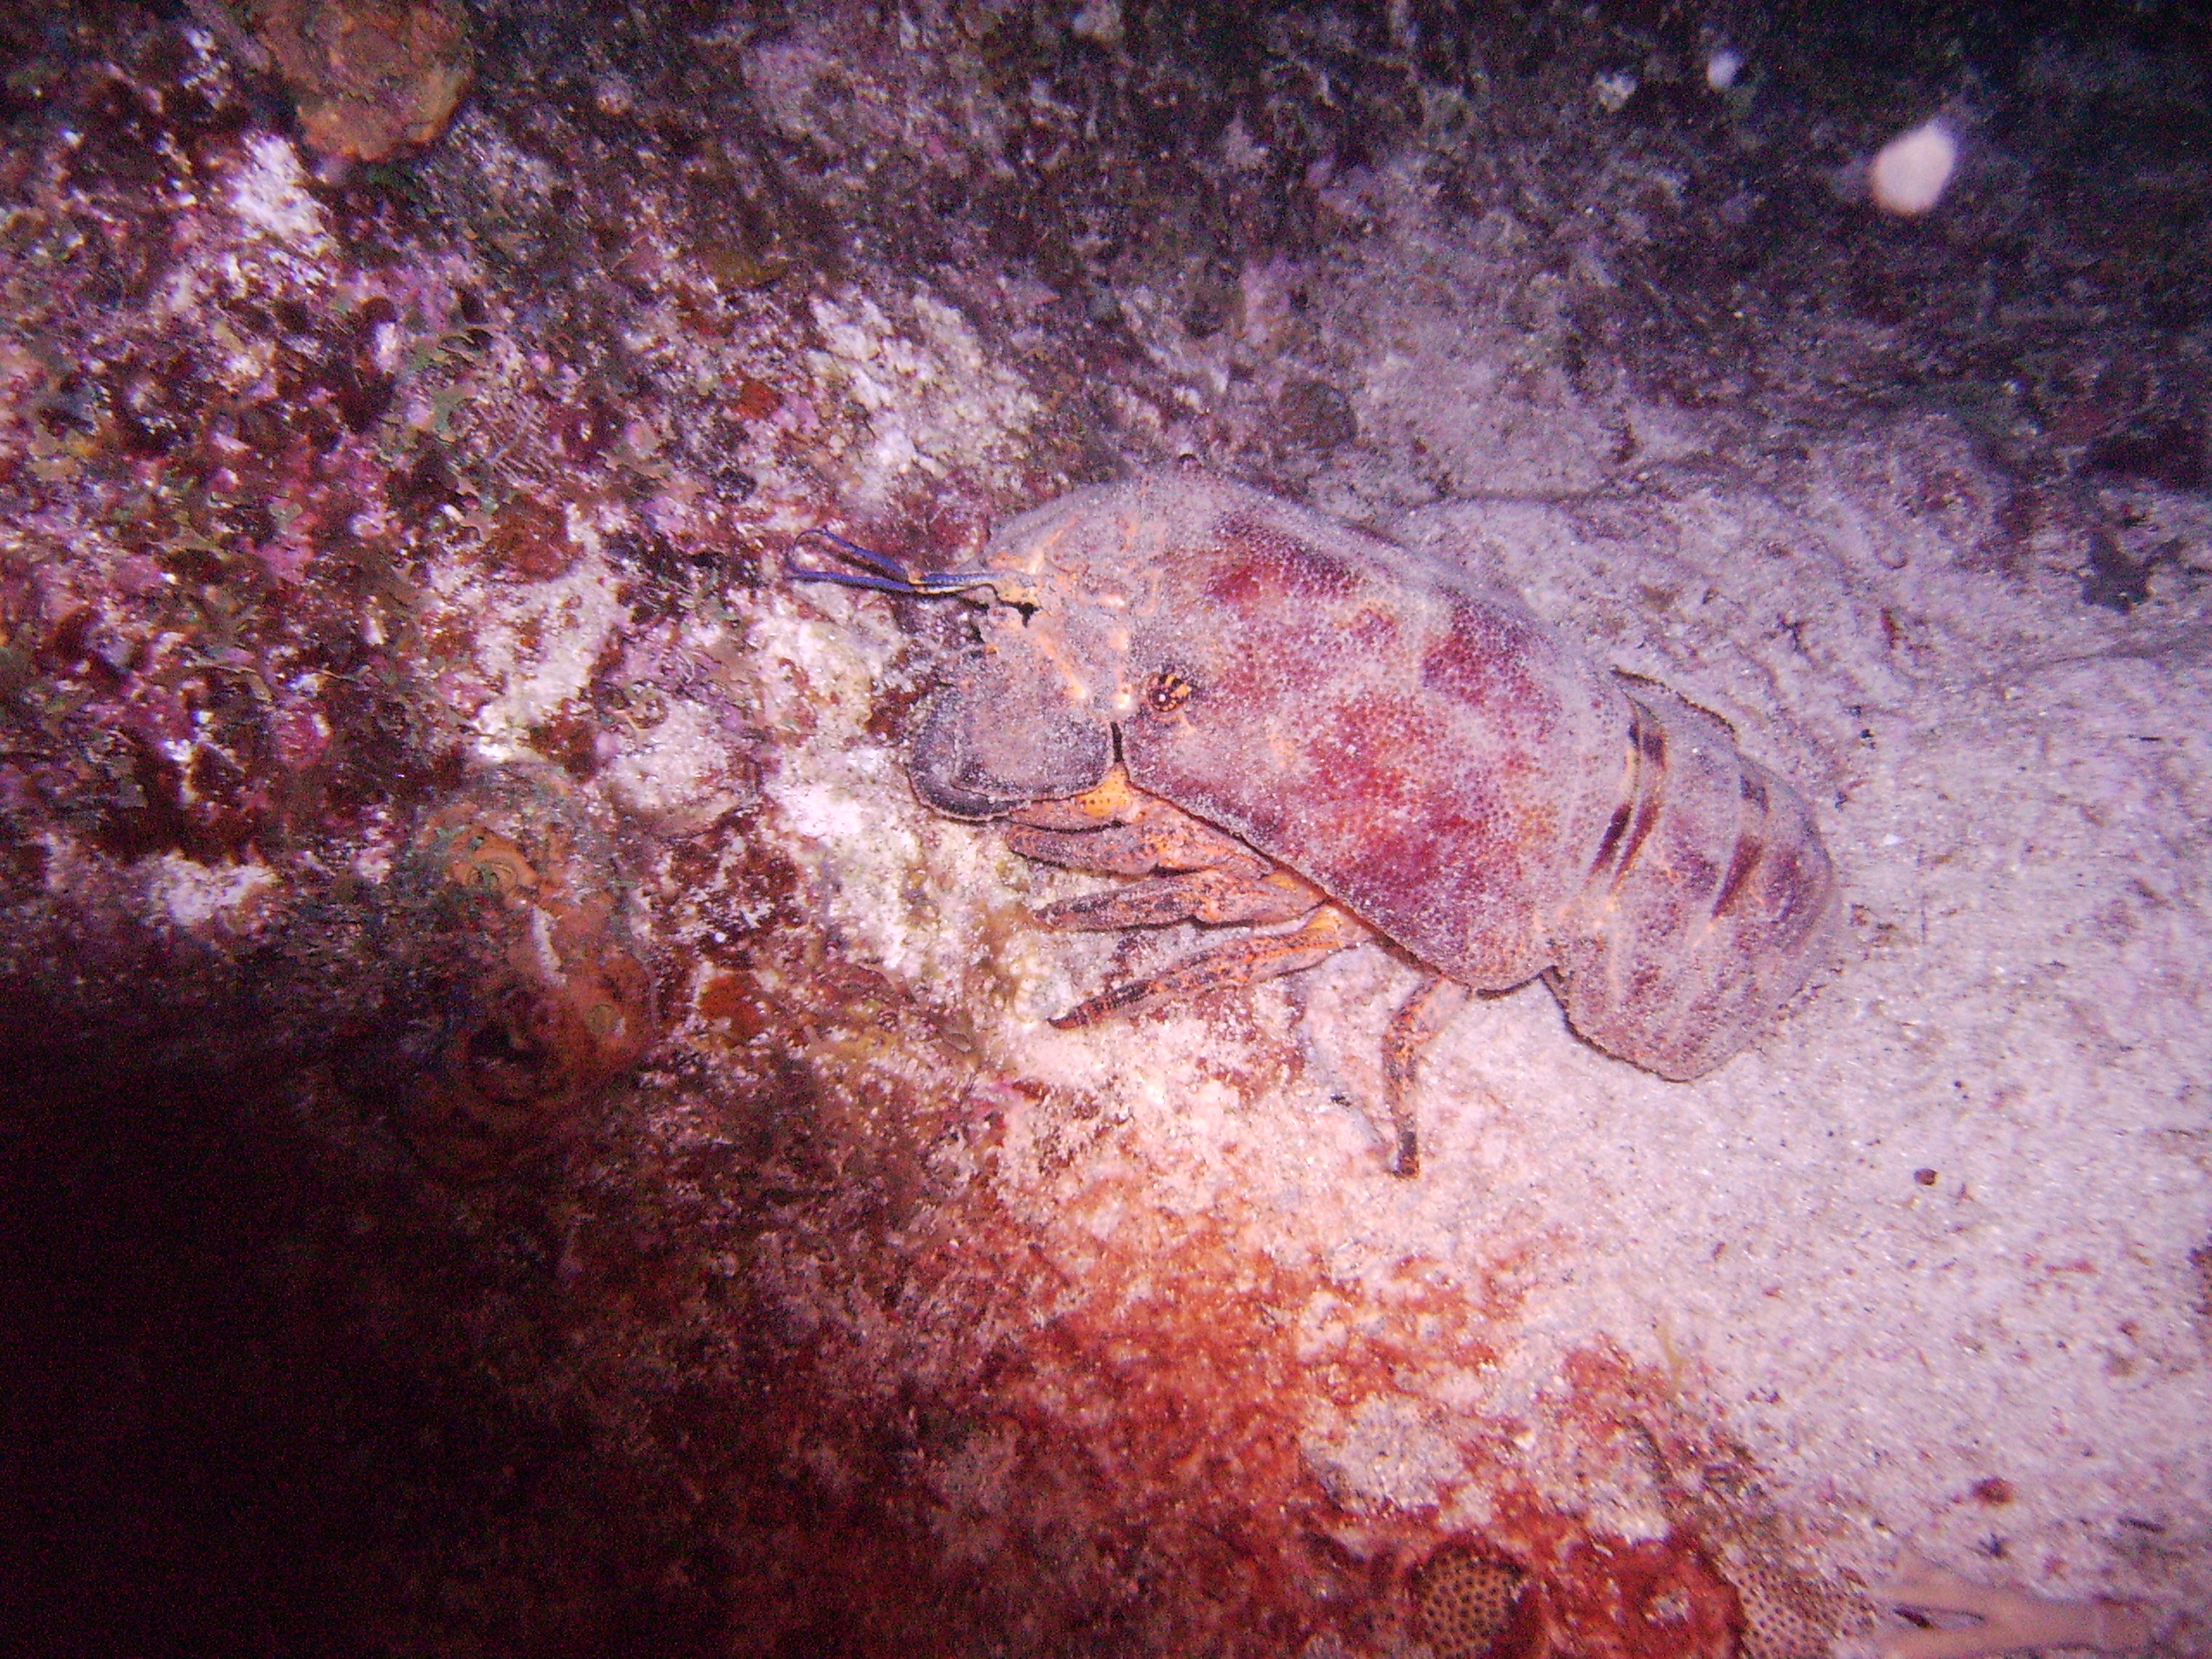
1381, 975, 1472, 1177
1050, 905, 1371, 1028
1011, 770, 1458, 1178
1007, 803, 1273, 883
1007, 766, 1319, 929
1037, 867, 1325, 930
1005, 766, 1147, 831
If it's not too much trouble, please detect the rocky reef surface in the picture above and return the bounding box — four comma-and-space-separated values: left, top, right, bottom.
3, 3, 2207, 1655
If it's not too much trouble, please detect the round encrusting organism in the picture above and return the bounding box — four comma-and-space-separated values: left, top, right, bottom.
1412, 1544, 1529, 1659
792, 470, 1840, 1173
387, 766, 658, 1176
1733, 1563, 1834, 1659
1701, 1533, 1865, 1659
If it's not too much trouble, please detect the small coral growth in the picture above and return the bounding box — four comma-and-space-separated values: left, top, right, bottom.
1412, 1544, 1529, 1658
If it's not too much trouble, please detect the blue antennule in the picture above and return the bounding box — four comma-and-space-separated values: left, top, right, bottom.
785, 527, 1002, 599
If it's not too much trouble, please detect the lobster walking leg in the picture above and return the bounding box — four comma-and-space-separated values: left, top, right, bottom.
1050, 906, 1370, 1028
1382, 975, 1473, 1178
1036, 868, 1325, 929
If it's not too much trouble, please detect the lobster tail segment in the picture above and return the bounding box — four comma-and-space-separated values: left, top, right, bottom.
1550, 684, 1840, 1080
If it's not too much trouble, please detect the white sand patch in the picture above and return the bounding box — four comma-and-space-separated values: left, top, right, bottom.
804, 287, 1042, 509
1375, 435, 2211, 1599
148, 854, 277, 931
227, 135, 329, 251
599, 697, 748, 834
451, 550, 631, 763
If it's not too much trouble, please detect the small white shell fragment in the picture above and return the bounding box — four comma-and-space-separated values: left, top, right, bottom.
1869, 118, 1958, 216
1592, 72, 1638, 112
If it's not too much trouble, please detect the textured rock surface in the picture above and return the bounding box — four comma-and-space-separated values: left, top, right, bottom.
241, 0, 474, 164
2, 3, 2205, 1655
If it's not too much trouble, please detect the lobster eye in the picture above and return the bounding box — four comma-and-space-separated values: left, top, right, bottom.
1141, 668, 1197, 715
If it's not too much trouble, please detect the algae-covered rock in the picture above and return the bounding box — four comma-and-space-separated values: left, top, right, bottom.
246, 0, 473, 165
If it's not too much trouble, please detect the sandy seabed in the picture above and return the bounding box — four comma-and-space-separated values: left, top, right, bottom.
764, 149, 2211, 1653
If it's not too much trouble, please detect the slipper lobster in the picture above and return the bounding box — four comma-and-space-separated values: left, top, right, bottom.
791, 469, 1840, 1174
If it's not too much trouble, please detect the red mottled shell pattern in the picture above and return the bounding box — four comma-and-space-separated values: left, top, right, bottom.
906, 470, 1839, 1084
